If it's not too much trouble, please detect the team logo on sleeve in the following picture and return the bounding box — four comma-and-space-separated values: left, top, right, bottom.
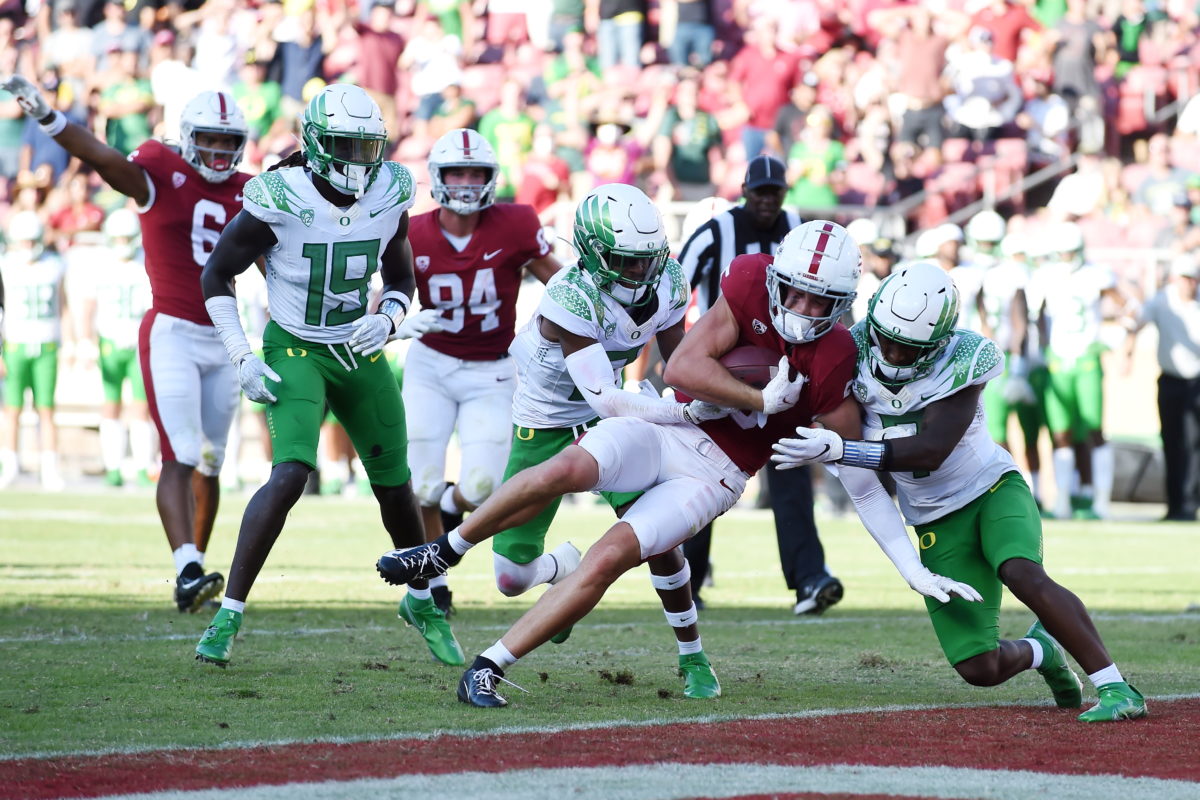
752, 319, 768, 334
416, 256, 430, 272
300, 209, 315, 227
172, 172, 187, 188
853, 380, 868, 402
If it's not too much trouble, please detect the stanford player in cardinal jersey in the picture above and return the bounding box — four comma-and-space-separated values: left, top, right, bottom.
0, 75, 250, 613
395, 129, 560, 613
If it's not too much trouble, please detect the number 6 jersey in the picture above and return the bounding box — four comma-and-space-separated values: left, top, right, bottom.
240, 163, 416, 345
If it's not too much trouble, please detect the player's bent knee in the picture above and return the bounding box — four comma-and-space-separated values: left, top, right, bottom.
953, 651, 1004, 686
543, 447, 599, 493
493, 553, 538, 597
412, 468, 447, 507
459, 467, 497, 507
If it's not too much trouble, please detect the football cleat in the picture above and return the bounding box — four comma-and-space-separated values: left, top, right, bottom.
195, 607, 242, 667
398, 593, 465, 666
457, 663, 528, 708
1025, 620, 1083, 708
377, 541, 458, 586
1078, 682, 1147, 722
431, 585, 455, 618
679, 652, 721, 698
794, 574, 844, 615
105, 469, 124, 487
175, 567, 225, 613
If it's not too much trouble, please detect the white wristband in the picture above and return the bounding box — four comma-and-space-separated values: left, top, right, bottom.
39, 110, 67, 137
377, 290, 410, 334
204, 295, 253, 365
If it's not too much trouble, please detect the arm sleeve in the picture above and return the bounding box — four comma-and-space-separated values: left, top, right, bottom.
835, 464, 923, 582
564, 342, 688, 423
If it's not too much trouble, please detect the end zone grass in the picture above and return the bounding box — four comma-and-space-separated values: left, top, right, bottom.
1, 489, 1197, 758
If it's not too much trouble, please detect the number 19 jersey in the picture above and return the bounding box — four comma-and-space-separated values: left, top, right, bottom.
240, 163, 416, 345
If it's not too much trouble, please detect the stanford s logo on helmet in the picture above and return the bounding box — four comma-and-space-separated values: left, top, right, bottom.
767, 219, 861, 343
179, 91, 248, 184
428, 128, 498, 215
865, 260, 960, 385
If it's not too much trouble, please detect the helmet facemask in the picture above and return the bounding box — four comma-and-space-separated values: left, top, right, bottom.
573, 184, 670, 308
580, 237, 669, 307
179, 92, 248, 183
767, 267, 854, 343
767, 220, 861, 343
302, 88, 388, 199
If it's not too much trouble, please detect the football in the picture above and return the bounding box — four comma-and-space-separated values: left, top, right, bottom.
719, 345, 780, 389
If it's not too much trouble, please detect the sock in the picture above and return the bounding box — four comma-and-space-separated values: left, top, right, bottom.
1091, 444, 1113, 517
1052, 447, 1074, 518
480, 641, 517, 671
99, 419, 127, 472
429, 575, 448, 590
1021, 638, 1044, 669
1087, 664, 1124, 688
196, 550, 205, 567
40, 451, 59, 476
440, 484, 460, 514
408, 586, 432, 601
678, 636, 703, 656
173, 544, 201, 575
129, 420, 154, 471
0, 449, 16, 473
446, 529, 473, 556
221, 597, 246, 614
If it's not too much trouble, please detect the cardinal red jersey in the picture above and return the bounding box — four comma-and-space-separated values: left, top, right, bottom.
696, 253, 856, 474
129, 140, 252, 326
409, 203, 550, 360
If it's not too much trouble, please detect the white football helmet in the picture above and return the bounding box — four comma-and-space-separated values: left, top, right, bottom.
5, 211, 44, 259
1050, 221, 1085, 267
573, 183, 670, 308
866, 260, 960, 385
104, 208, 141, 259
767, 220, 861, 343
301, 84, 388, 198
428, 128, 498, 215
965, 209, 1006, 244
179, 90, 248, 183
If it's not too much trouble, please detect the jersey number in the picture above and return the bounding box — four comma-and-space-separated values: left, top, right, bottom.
301, 240, 381, 327
426, 268, 499, 333
191, 199, 227, 267
880, 411, 928, 479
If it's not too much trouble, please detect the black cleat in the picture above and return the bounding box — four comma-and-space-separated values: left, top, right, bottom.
431, 585, 455, 618
794, 574, 844, 615
175, 567, 225, 614
377, 540, 458, 585
457, 661, 527, 708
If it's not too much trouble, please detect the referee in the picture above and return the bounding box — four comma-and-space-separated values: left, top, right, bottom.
677, 154, 844, 615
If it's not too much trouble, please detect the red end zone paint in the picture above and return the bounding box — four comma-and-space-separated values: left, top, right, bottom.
5, 701, 1199, 800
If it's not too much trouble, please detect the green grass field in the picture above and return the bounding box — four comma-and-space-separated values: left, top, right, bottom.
2, 488, 1197, 759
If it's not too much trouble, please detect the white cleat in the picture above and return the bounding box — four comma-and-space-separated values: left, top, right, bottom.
548, 541, 582, 585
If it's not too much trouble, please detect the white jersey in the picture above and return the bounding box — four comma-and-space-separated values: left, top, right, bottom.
850, 322, 1015, 526
241, 163, 416, 345
91, 251, 152, 348
508, 261, 689, 429
948, 262, 986, 333
0, 253, 67, 345
978, 258, 1030, 354
1035, 260, 1115, 361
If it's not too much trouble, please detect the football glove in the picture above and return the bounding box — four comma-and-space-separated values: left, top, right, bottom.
0, 74, 52, 120
905, 566, 984, 604
681, 399, 732, 425
760, 356, 807, 415
347, 313, 392, 356
392, 308, 445, 340
237, 354, 281, 404
771, 426, 843, 467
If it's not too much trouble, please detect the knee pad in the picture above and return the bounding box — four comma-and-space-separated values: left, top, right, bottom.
197, 441, 225, 477
493, 552, 539, 598
411, 468, 447, 507
458, 466, 498, 507
649, 560, 691, 592
663, 604, 698, 628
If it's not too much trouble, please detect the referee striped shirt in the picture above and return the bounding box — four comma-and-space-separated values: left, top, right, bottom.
678, 206, 803, 313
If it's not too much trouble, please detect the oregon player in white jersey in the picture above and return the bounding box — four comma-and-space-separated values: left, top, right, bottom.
771, 261, 1147, 723
194, 84, 463, 670
1032, 222, 1118, 520
0, 211, 67, 491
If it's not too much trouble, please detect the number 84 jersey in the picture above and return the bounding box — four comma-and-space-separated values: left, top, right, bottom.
849, 321, 1017, 525
241, 163, 416, 345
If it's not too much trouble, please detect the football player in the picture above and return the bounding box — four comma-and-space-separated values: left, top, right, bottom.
772, 261, 1146, 722
0, 212, 67, 491
195, 84, 461, 669
1, 74, 251, 612
396, 128, 562, 616
379, 220, 980, 707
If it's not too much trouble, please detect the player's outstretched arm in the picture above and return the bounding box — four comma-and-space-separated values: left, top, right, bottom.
1, 74, 150, 205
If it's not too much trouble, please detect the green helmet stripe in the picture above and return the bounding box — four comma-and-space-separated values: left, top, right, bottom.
932, 292, 957, 336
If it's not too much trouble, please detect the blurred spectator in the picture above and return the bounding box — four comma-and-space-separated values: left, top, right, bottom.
728, 14, 800, 159
769, 71, 818, 157
148, 30, 202, 143
1047, 0, 1107, 127
18, 75, 82, 191
427, 82, 477, 141
354, 0, 406, 130
584, 111, 642, 189
1133, 133, 1194, 216
1124, 254, 1200, 522
1016, 70, 1070, 164
1111, 0, 1160, 80
546, 0, 586, 53
90, 0, 149, 73
0, 49, 22, 182
231, 53, 283, 153
652, 70, 722, 202
784, 106, 844, 209
586, 0, 648, 70
478, 78, 536, 201
943, 27, 1022, 142
400, 16, 464, 140
41, 1, 94, 79
970, 0, 1042, 64
516, 122, 571, 216
542, 28, 603, 118
46, 173, 104, 249
274, 3, 337, 118
98, 47, 154, 156
413, 0, 476, 59
179, 0, 243, 91
1047, 147, 1108, 218
485, 0, 530, 60
660, 0, 716, 68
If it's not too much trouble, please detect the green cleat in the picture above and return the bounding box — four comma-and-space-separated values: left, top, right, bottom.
398, 593, 465, 666
195, 608, 242, 667
679, 651, 721, 698
1025, 620, 1082, 708
549, 624, 574, 644
1078, 682, 1147, 722
105, 469, 124, 487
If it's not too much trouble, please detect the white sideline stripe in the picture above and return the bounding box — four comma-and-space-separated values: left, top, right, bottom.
61, 763, 1200, 800
8, 693, 1200, 763
2, 611, 1194, 646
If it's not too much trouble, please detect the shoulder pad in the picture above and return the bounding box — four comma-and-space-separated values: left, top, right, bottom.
662, 257, 688, 310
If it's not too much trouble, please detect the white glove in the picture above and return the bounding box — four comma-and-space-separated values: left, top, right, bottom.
1002, 375, 1036, 405
905, 566, 984, 604
760, 356, 807, 415
771, 426, 844, 468
1, 74, 52, 119
348, 313, 392, 356
392, 308, 444, 340
681, 399, 732, 425
238, 354, 281, 404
